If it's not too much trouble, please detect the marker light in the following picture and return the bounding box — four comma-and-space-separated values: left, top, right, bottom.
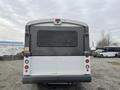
54, 19, 61, 25
55, 19, 60, 23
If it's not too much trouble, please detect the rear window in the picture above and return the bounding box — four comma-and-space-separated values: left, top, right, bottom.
37, 31, 78, 47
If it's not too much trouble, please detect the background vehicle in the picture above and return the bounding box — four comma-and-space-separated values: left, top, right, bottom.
99, 46, 120, 57
22, 19, 91, 84
117, 52, 120, 58
92, 49, 104, 57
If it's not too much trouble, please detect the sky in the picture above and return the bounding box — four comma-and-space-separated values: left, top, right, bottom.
0, 0, 120, 46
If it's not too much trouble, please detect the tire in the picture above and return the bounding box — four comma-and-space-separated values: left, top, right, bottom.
115, 54, 118, 57
100, 54, 103, 58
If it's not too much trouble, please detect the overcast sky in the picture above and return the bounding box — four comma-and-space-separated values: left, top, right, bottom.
0, 0, 120, 46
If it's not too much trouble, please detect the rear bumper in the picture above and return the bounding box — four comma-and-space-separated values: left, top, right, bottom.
22, 74, 91, 84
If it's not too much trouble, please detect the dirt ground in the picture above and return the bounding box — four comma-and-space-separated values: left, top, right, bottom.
0, 57, 120, 90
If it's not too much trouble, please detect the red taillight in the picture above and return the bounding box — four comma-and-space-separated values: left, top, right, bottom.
24, 56, 30, 75
25, 65, 29, 69
85, 59, 89, 63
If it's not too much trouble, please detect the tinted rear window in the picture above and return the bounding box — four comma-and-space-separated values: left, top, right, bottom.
37, 31, 78, 47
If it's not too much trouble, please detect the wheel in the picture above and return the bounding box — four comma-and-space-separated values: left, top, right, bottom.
100, 54, 103, 58
115, 54, 118, 57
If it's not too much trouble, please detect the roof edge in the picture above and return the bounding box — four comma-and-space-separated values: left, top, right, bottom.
26, 19, 88, 27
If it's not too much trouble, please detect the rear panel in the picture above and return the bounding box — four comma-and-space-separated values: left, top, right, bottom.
29, 56, 90, 75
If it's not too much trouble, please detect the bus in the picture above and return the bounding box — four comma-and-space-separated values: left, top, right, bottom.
22, 19, 91, 84
99, 46, 120, 57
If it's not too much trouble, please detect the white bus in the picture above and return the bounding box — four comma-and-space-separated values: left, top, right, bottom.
99, 46, 120, 57
22, 19, 91, 84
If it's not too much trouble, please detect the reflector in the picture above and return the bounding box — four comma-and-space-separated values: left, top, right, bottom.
25, 60, 29, 64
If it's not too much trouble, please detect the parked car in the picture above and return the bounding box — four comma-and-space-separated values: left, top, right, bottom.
98, 46, 120, 58
92, 49, 104, 57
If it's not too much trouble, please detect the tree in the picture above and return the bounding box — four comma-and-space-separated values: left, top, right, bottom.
96, 31, 111, 48
111, 42, 119, 46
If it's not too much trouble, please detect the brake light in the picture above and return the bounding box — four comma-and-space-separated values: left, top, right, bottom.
25, 65, 29, 69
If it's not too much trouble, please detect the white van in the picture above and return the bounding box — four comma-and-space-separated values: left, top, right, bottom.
99, 46, 120, 57
22, 19, 91, 84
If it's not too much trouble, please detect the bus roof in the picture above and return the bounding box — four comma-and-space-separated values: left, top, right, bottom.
26, 19, 88, 27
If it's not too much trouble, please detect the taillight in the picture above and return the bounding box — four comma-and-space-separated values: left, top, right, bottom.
84, 52, 90, 72
85, 59, 89, 63
24, 56, 30, 75
25, 65, 29, 69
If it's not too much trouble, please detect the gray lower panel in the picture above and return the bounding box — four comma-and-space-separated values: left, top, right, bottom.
22, 74, 91, 84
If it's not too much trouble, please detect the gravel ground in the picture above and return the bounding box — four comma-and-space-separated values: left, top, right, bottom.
0, 57, 120, 90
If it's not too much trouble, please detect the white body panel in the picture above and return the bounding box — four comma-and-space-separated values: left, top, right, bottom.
27, 56, 90, 76
100, 52, 118, 57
